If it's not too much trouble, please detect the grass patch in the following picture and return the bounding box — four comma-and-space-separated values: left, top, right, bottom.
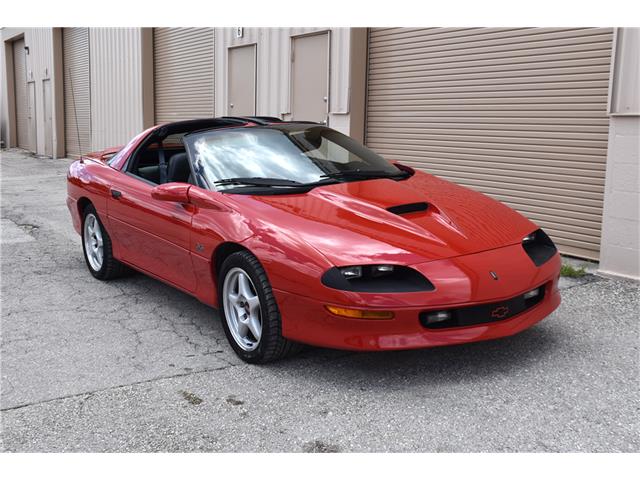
560, 263, 587, 278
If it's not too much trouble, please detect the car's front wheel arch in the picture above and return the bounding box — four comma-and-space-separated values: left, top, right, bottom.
77, 196, 92, 220
212, 241, 251, 288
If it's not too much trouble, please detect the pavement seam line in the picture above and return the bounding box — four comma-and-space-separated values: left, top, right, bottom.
0, 364, 238, 413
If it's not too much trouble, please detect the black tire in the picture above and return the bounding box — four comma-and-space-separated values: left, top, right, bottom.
218, 250, 302, 363
81, 204, 129, 280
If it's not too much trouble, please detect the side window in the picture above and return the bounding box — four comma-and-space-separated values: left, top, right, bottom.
127, 133, 191, 185
130, 141, 162, 184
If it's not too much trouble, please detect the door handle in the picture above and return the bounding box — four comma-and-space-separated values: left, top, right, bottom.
111, 189, 122, 199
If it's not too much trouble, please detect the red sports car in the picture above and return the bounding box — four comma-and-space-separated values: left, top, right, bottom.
67, 116, 561, 363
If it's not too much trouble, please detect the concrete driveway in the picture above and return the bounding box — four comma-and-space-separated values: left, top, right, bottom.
1, 149, 638, 452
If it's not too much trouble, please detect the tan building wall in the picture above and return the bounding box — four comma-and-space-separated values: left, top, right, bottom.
0, 27, 638, 278
1, 27, 64, 157
1, 27, 153, 154
214, 27, 366, 141
2, 27, 366, 150
599, 28, 640, 279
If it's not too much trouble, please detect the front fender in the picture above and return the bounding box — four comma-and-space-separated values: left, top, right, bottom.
240, 223, 335, 300
67, 160, 111, 234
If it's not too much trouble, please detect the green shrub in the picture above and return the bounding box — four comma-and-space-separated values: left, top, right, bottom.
560, 264, 587, 278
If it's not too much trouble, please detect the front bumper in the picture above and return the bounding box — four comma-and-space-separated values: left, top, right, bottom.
274, 246, 561, 351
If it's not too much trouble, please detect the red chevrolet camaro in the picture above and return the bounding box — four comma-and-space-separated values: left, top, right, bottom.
67, 116, 561, 363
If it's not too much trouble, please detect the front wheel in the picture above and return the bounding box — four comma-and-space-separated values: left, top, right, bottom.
82, 204, 128, 280
218, 250, 301, 363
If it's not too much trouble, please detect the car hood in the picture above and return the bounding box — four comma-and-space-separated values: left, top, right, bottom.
234, 171, 537, 266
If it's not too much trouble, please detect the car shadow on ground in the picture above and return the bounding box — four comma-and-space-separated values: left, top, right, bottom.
279, 324, 560, 389
111, 270, 561, 389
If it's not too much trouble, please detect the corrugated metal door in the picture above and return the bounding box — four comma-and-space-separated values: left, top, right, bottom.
63, 28, 91, 157
153, 28, 214, 123
366, 28, 613, 260
13, 38, 30, 150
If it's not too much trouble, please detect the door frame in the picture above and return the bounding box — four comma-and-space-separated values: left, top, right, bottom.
3, 34, 26, 148
43, 78, 53, 156
26, 80, 37, 153
288, 30, 331, 125
226, 42, 257, 116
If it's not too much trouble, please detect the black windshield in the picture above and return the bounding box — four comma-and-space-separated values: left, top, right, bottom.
184, 124, 406, 193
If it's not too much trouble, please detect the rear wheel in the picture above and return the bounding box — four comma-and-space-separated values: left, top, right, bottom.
218, 250, 301, 363
82, 204, 128, 280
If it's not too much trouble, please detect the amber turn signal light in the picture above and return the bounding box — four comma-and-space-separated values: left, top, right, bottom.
325, 305, 394, 320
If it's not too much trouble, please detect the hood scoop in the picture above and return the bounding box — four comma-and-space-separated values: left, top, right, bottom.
386, 202, 429, 215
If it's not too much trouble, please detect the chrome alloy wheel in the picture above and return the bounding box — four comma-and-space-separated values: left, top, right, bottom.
83, 213, 104, 271
222, 267, 262, 351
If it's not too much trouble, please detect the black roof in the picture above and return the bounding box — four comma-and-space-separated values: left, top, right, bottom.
154, 116, 321, 139
221, 116, 284, 125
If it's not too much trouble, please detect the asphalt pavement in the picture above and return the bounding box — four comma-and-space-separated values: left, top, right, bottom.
1, 149, 638, 452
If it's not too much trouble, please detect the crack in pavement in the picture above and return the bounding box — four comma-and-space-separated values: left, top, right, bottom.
0, 363, 239, 413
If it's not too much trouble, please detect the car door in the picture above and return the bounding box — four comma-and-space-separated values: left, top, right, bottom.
106, 159, 197, 293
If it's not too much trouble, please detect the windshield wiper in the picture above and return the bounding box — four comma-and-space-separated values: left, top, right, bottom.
319, 170, 410, 181
214, 170, 410, 191
214, 177, 304, 187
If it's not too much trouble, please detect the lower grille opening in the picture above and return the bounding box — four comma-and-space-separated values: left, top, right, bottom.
420, 283, 547, 330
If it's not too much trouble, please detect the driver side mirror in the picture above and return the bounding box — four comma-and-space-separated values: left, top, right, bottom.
150, 183, 227, 211
150, 182, 191, 203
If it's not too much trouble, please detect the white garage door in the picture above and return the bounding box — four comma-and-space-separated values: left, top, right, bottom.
153, 28, 214, 123
366, 28, 613, 260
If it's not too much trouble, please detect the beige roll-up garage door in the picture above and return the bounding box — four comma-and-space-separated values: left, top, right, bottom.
153, 28, 214, 123
366, 28, 613, 260
63, 28, 91, 157
13, 38, 29, 150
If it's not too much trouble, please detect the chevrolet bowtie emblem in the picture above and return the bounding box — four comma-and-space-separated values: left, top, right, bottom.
491, 306, 510, 319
